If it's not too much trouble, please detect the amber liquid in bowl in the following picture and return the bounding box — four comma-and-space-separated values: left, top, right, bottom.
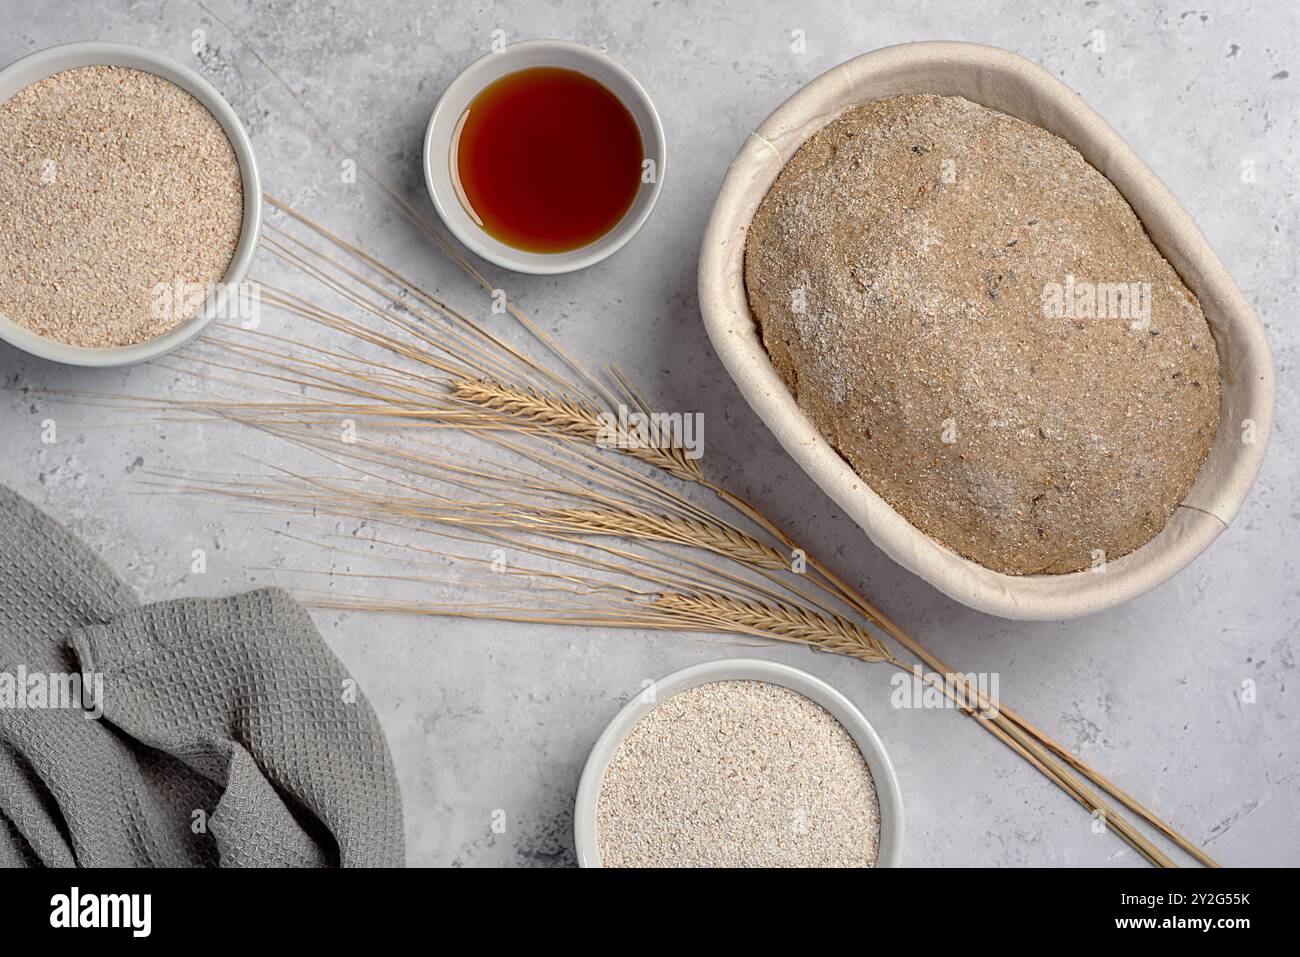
453, 66, 644, 254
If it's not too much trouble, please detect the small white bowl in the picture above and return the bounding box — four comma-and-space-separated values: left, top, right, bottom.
0, 41, 262, 367
423, 39, 665, 275
574, 657, 904, 868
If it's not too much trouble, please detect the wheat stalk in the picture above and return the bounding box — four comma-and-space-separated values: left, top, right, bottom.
449, 378, 704, 483
534, 508, 786, 570
652, 592, 892, 663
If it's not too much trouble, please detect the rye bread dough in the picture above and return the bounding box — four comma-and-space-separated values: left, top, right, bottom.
744, 94, 1220, 575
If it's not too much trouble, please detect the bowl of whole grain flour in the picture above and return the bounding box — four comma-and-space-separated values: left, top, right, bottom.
0, 42, 261, 366
574, 659, 904, 867
698, 42, 1274, 620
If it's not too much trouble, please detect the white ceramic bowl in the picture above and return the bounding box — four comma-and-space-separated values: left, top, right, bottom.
423, 39, 665, 275
574, 657, 904, 868
698, 41, 1274, 621
0, 41, 262, 367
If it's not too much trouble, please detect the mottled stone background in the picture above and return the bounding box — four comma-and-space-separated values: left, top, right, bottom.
1, 0, 1295, 866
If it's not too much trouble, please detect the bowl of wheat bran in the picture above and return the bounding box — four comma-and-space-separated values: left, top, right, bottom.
698, 42, 1274, 620
0, 41, 261, 367
574, 658, 905, 868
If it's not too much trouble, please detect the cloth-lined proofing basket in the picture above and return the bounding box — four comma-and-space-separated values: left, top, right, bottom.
698, 42, 1274, 620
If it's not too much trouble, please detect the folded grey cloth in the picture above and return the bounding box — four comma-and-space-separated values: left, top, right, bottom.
0, 485, 404, 867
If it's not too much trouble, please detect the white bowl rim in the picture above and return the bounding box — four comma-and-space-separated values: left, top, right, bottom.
0, 40, 263, 368
422, 38, 666, 275
697, 40, 1275, 621
573, 657, 905, 868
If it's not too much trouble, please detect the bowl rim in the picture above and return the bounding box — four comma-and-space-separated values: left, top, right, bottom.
422, 38, 666, 275
697, 41, 1275, 621
573, 657, 905, 868
0, 40, 263, 368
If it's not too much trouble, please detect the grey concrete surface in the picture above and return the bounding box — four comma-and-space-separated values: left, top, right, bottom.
1, 0, 1296, 867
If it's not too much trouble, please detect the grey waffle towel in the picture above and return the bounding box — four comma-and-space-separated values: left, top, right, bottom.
0, 485, 404, 867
